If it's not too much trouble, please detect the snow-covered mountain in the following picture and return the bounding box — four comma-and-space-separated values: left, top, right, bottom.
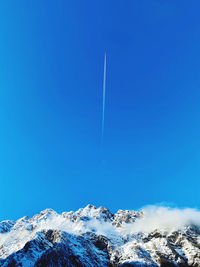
0, 204, 200, 266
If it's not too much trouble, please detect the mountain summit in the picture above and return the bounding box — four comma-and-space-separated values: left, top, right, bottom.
0, 205, 200, 266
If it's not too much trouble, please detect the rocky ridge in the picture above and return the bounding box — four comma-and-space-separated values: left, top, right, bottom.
0, 205, 200, 266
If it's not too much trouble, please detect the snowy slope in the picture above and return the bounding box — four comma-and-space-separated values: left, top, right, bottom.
0, 205, 200, 266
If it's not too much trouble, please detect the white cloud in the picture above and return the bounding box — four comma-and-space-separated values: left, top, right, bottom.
123, 206, 200, 234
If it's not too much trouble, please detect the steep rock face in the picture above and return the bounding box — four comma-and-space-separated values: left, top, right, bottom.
0, 205, 200, 266
0, 221, 15, 234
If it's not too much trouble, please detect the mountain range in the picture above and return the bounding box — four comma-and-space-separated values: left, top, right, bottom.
0, 204, 200, 266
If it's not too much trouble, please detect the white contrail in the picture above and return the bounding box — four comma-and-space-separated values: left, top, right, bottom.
101, 52, 106, 142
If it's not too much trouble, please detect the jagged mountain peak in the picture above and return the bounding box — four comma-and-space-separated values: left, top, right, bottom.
1, 205, 200, 266
32, 209, 58, 221
75, 204, 113, 220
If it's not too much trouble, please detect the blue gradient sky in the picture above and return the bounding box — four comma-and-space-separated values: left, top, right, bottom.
1, 1, 200, 220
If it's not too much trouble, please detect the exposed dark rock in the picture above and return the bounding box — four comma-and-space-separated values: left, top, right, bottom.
0, 205, 200, 266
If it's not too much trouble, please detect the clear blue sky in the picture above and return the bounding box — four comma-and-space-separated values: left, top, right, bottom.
1, 1, 200, 220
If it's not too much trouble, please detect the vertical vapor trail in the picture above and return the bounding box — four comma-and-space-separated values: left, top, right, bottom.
101, 52, 106, 142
